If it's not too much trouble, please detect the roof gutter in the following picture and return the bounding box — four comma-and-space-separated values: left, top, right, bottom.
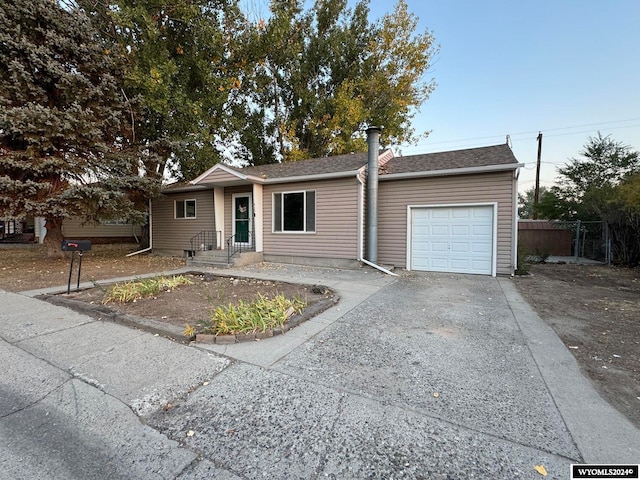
160, 184, 211, 193
163, 170, 364, 193
379, 163, 524, 181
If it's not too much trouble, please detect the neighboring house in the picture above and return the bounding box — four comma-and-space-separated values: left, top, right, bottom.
30, 217, 142, 244
61, 218, 143, 243
152, 135, 523, 276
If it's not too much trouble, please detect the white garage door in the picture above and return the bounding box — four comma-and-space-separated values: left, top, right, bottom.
411, 205, 494, 275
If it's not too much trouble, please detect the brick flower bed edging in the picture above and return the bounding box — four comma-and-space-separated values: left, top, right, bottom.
37, 294, 191, 342
195, 293, 338, 345
39, 286, 338, 345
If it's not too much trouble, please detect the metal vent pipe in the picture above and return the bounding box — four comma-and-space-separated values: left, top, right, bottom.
366, 126, 381, 263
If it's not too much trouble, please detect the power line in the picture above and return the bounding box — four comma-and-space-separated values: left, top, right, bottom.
392, 117, 640, 151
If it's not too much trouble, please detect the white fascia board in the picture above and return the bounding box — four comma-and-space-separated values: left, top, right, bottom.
190, 163, 249, 185
379, 163, 524, 181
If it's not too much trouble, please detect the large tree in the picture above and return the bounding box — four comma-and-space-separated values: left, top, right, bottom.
75, 0, 249, 181
0, 0, 154, 256
235, 0, 438, 165
517, 186, 564, 220
549, 133, 640, 265
552, 132, 640, 221
604, 173, 640, 266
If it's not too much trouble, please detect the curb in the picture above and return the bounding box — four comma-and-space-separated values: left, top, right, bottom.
38, 294, 191, 343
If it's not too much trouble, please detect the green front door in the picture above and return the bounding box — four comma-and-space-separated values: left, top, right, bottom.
234, 195, 251, 243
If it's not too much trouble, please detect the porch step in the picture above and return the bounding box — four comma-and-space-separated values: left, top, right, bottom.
188, 250, 263, 268
187, 258, 231, 269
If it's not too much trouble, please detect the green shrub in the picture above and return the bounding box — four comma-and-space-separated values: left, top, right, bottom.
515, 246, 532, 275
195, 294, 306, 335
103, 275, 194, 304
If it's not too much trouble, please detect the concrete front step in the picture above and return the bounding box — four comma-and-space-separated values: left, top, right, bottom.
189, 250, 263, 268
186, 258, 231, 269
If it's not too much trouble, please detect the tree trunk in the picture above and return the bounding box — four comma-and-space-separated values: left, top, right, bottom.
44, 217, 65, 259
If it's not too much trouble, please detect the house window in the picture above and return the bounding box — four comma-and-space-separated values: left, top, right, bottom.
175, 199, 196, 219
273, 191, 315, 233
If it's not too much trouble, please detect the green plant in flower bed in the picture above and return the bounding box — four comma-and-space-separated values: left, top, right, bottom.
103, 275, 194, 304
195, 294, 306, 335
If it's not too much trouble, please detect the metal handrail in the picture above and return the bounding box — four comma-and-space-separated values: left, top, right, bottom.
189, 231, 221, 253
226, 231, 253, 263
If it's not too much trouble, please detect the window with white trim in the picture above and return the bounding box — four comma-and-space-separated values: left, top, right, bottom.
175, 199, 196, 219
273, 191, 315, 232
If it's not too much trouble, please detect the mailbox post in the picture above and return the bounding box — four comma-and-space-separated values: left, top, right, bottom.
61, 240, 92, 293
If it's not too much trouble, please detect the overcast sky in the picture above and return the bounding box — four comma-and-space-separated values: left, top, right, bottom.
243, 0, 640, 193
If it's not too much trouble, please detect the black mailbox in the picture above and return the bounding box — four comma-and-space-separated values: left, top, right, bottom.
61, 239, 92, 252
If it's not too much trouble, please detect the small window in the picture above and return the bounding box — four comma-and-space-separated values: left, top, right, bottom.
175, 199, 196, 219
273, 190, 315, 233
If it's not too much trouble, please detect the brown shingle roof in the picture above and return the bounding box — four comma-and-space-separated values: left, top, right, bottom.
382, 144, 518, 175
229, 152, 369, 180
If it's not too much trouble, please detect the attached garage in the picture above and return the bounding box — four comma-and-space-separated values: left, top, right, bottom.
409, 204, 496, 275
376, 145, 521, 277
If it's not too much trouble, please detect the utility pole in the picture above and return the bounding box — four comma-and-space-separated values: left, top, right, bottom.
533, 132, 542, 219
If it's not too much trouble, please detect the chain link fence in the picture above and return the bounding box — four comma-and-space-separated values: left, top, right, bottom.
555, 220, 610, 264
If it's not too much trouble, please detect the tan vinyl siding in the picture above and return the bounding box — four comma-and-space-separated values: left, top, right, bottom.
263, 178, 360, 259
152, 190, 215, 252
200, 168, 243, 184
377, 171, 516, 275
62, 218, 142, 238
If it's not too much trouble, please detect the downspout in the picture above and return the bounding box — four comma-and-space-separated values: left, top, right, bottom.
357, 173, 365, 262
126, 199, 153, 257
361, 257, 398, 276
361, 126, 397, 277
366, 126, 381, 263
511, 168, 520, 275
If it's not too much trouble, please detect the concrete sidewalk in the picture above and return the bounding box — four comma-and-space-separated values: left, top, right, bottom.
1, 264, 639, 479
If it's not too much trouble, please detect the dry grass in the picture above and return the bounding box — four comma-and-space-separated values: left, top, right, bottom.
0, 243, 185, 292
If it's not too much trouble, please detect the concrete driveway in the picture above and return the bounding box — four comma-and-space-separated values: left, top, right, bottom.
1, 266, 639, 479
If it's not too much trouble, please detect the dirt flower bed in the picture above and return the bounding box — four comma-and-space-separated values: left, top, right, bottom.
65, 273, 334, 336
514, 263, 640, 428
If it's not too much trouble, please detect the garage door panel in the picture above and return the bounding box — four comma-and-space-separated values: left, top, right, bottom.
413, 208, 429, 219
451, 259, 471, 269
431, 225, 449, 236
472, 243, 492, 254
451, 225, 470, 236
431, 242, 448, 252
471, 260, 491, 270
431, 210, 450, 219
411, 206, 494, 275
473, 208, 493, 219
431, 258, 449, 268
452, 209, 471, 219
450, 242, 469, 253
472, 225, 492, 236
